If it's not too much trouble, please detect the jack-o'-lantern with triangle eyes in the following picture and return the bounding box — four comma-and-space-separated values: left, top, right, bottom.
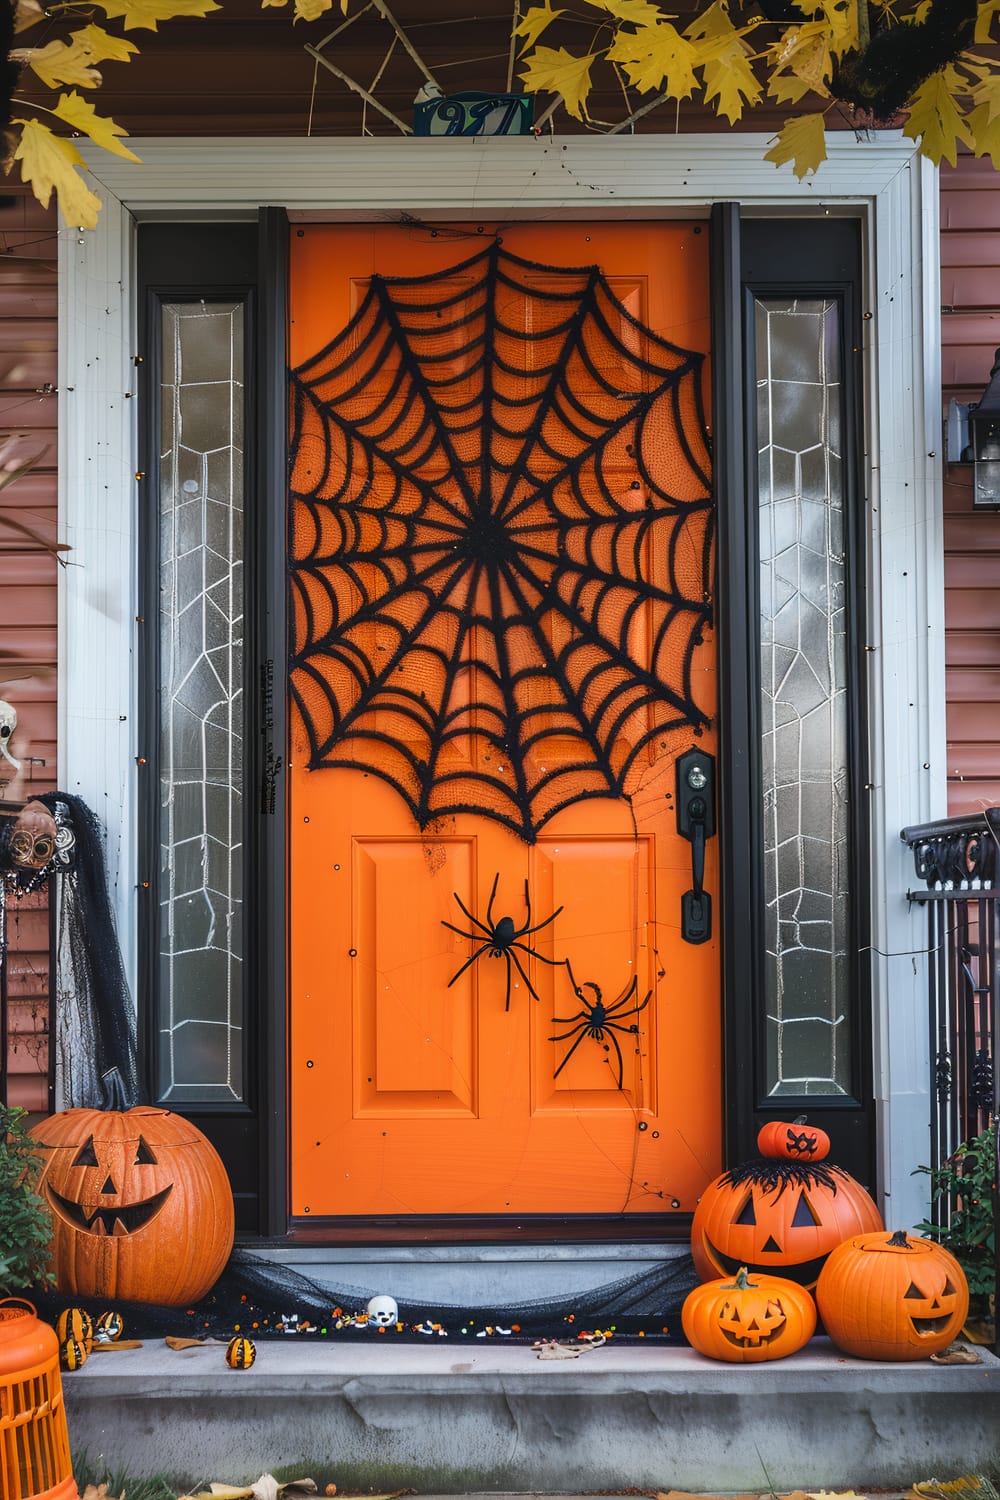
29, 1106, 234, 1307
682, 1265, 817, 1362
817, 1230, 969, 1359
691, 1144, 883, 1291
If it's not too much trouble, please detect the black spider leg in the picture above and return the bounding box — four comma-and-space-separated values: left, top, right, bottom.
504, 937, 568, 1005
441, 873, 502, 986
506, 879, 566, 1001
441, 874, 523, 1010
550, 981, 605, 1081
442, 937, 495, 992
592, 981, 653, 1089
492, 877, 566, 1006
550, 976, 653, 1090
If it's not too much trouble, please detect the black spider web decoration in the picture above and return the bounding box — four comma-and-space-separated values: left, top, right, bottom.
289, 240, 713, 842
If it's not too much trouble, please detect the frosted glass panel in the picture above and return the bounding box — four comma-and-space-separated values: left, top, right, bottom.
158, 301, 245, 1102
756, 298, 850, 1098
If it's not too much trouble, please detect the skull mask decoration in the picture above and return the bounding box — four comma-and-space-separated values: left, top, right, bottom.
0, 700, 20, 771
366, 1294, 399, 1328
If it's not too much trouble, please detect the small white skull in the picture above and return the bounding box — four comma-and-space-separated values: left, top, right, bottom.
0, 700, 20, 770
366, 1294, 398, 1328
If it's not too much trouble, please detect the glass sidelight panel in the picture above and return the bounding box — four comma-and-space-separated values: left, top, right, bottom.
755, 297, 850, 1097
158, 301, 245, 1102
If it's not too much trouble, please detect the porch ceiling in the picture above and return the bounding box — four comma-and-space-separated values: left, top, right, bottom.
15, 0, 813, 140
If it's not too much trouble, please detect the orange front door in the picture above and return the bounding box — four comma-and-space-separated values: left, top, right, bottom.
288, 221, 719, 1219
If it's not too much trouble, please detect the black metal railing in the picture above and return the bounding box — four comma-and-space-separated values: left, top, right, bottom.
901, 808, 999, 1342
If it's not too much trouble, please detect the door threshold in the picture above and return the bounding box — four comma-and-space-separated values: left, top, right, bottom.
278, 1212, 693, 1245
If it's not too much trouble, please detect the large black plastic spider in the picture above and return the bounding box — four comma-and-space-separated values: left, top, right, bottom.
442, 873, 565, 1011
549, 975, 652, 1090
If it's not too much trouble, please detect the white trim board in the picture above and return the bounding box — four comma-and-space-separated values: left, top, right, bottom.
58, 133, 945, 1228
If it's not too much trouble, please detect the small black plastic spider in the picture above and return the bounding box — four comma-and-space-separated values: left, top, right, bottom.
442, 872, 565, 1011
549, 974, 652, 1089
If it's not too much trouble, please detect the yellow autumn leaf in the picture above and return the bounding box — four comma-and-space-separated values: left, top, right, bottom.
702, 53, 761, 120
966, 59, 1000, 123
684, 0, 752, 61
518, 45, 597, 118
12, 40, 102, 89
967, 101, 1000, 166
293, 0, 332, 18
591, 0, 668, 25
91, 0, 222, 31
763, 111, 828, 178
765, 21, 833, 97
52, 91, 141, 162
72, 24, 141, 62
684, 1, 760, 121
768, 71, 817, 105
813, 0, 857, 54
901, 66, 973, 165
12, 119, 102, 229
793, 0, 857, 54
513, 2, 566, 49
606, 21, 699, 97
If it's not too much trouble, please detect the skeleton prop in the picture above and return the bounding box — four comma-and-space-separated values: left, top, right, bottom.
366, 1295, 398, 1327
0, 699, 20, 771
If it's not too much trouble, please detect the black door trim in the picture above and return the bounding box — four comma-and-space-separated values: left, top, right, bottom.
732, 217, 874, 1187
257, 207, 291, 1236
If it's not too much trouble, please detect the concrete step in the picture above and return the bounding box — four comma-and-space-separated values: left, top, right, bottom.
62, 1337, 1000, 1494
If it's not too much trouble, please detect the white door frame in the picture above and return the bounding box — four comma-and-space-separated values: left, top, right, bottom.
57, 132, 944, 1228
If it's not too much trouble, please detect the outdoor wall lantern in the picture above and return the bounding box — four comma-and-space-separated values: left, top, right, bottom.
948, 347, 1000, 510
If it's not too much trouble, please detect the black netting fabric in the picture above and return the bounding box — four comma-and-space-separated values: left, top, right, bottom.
33, 1245, 697, 1343
38, 792, 138, 1111
289, 241, 713, 842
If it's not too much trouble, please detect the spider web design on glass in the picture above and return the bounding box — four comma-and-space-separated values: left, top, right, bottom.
289, 240, 713, 842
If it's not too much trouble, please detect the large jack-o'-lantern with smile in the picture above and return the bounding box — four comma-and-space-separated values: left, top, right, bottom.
817, 1229, 969, 1359
691, 1134, 883, 1291
29, 1106, 234, 1306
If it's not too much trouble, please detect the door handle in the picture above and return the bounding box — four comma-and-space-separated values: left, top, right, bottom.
676, 747, 716, 944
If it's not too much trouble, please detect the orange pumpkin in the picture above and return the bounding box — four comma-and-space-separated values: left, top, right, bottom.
682, 1265, 817, 1362
28, 1106, 234, 1307
816, 1229, 969, 1360
691, 1157, 883, 1290
756, 1119, 830, 1163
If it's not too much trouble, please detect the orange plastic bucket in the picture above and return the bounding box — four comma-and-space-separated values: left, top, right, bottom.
0, 1299, 78, 1500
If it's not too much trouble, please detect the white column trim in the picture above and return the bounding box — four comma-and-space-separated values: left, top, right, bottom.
60, 134, 944, 1222
867, 153, 945, 1227
58, 191, 138, 989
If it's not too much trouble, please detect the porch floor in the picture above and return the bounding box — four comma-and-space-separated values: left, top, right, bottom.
64, 1336, 1000, 1493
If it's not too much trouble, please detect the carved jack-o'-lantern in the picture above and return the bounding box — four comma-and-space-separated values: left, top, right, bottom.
682, 1265, 817, 1362
756, 1119, 831, 1163
816, 1229, 969, 1360
29, 1106, 234, 1307
691, 1157, 883, 1291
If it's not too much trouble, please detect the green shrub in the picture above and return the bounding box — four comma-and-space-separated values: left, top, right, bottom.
915, 1123, 996, 1311
0, 1104, 54, 1296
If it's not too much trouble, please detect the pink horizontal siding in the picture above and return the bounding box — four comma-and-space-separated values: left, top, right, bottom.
0, 190, 58, 1114
941, 154, 1000, 816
